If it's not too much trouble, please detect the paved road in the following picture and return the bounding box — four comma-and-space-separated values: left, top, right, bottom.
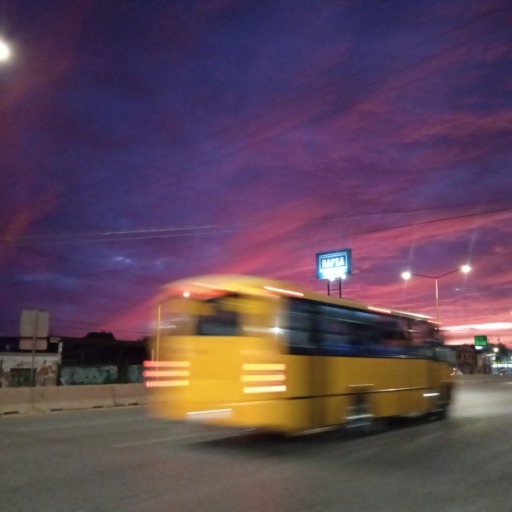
1, 379, 512, 512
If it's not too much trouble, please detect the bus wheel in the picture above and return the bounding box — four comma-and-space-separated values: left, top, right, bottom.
428, 402, 449, 421
345, 394, 382, 435
429, 387, 451, 421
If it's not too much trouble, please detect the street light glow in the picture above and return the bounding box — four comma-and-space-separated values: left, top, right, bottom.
0, 39, 11, 61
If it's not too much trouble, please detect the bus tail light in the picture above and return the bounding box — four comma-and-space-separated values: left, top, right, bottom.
143, 360, 190, 388
241, 363, 286, 394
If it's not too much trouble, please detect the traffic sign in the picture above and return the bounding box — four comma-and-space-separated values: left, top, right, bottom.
474, 335, 488, 347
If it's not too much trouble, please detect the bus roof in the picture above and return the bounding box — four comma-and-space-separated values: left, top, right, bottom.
161, 274, 434, 323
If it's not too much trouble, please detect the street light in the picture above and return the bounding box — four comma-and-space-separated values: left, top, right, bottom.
401, 264, 471, 325
0, 38, 11, 62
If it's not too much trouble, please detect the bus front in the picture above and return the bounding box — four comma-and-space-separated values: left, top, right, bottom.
144, 279, 287, 431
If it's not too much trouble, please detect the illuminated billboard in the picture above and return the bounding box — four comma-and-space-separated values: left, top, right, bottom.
316, 249, 352, 280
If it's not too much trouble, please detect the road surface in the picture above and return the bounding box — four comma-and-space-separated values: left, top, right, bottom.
1, 378, 511, 512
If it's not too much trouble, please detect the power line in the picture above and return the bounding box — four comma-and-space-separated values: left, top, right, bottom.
0, 264, 156, 286
2, 204, 510, 335
0, 310, 149, 338
350, 207, 512, 238
1, 203, 509, 293
1, 202, 511, 246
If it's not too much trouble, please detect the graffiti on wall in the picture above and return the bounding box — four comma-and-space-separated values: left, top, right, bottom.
59, 365, 143, 385
127, 365, 143, 383
0, 354, 59, 388
0, 357, 144, 387
59, 366, 118, 385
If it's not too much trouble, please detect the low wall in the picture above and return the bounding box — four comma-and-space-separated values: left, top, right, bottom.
455, 374, 512, 384
2, 375, 511, 416
0, 383, 153, 415
0, 387, 34, 415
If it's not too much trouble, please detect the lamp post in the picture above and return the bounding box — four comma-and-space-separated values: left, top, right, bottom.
401, 264, 471, 325
327, 272, 346, 298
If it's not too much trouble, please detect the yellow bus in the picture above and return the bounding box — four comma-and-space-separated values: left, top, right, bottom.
145, 275, 454, 434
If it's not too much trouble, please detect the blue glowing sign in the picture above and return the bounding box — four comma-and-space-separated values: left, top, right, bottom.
316, 249, 352, 280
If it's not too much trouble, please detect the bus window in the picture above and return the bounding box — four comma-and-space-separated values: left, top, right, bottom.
196, 296, 240, 336
284, 299, 317, 354
335, 309, 409, 356
409, 319, 440, 344
317, 305, 355, 355
434, 346, 456, 365
332, 308, 383, 355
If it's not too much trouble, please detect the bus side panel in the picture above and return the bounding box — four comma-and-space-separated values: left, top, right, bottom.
322, 357, 407, 424
408, 359, 451, 414
281, 355, 322, 432
320, 356, 445, 425
370, 357, 409, 418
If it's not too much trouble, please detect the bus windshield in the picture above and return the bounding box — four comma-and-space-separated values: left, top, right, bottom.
158, 294, 242, 337
196, 296, 240, 336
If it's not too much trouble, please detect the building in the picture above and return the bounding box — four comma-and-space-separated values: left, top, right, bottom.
0, 333, 148, 387
455, 344, 492, 374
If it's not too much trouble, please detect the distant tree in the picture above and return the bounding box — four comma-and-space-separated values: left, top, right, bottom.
84, 331, 116, 342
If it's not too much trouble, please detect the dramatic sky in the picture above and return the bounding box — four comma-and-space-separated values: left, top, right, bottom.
1, 0, 511, 345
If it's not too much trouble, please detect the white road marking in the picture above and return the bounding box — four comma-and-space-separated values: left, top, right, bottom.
113, 429, 254, 449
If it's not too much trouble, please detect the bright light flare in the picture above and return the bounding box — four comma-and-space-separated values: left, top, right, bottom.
242, 362, 287, 394
368, 306, 392, 314
187, 408, 232, 421
323, 269, 347, 282
0, 39, 11, 61
143, 360, 190, 387
263, 285, 304, 297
